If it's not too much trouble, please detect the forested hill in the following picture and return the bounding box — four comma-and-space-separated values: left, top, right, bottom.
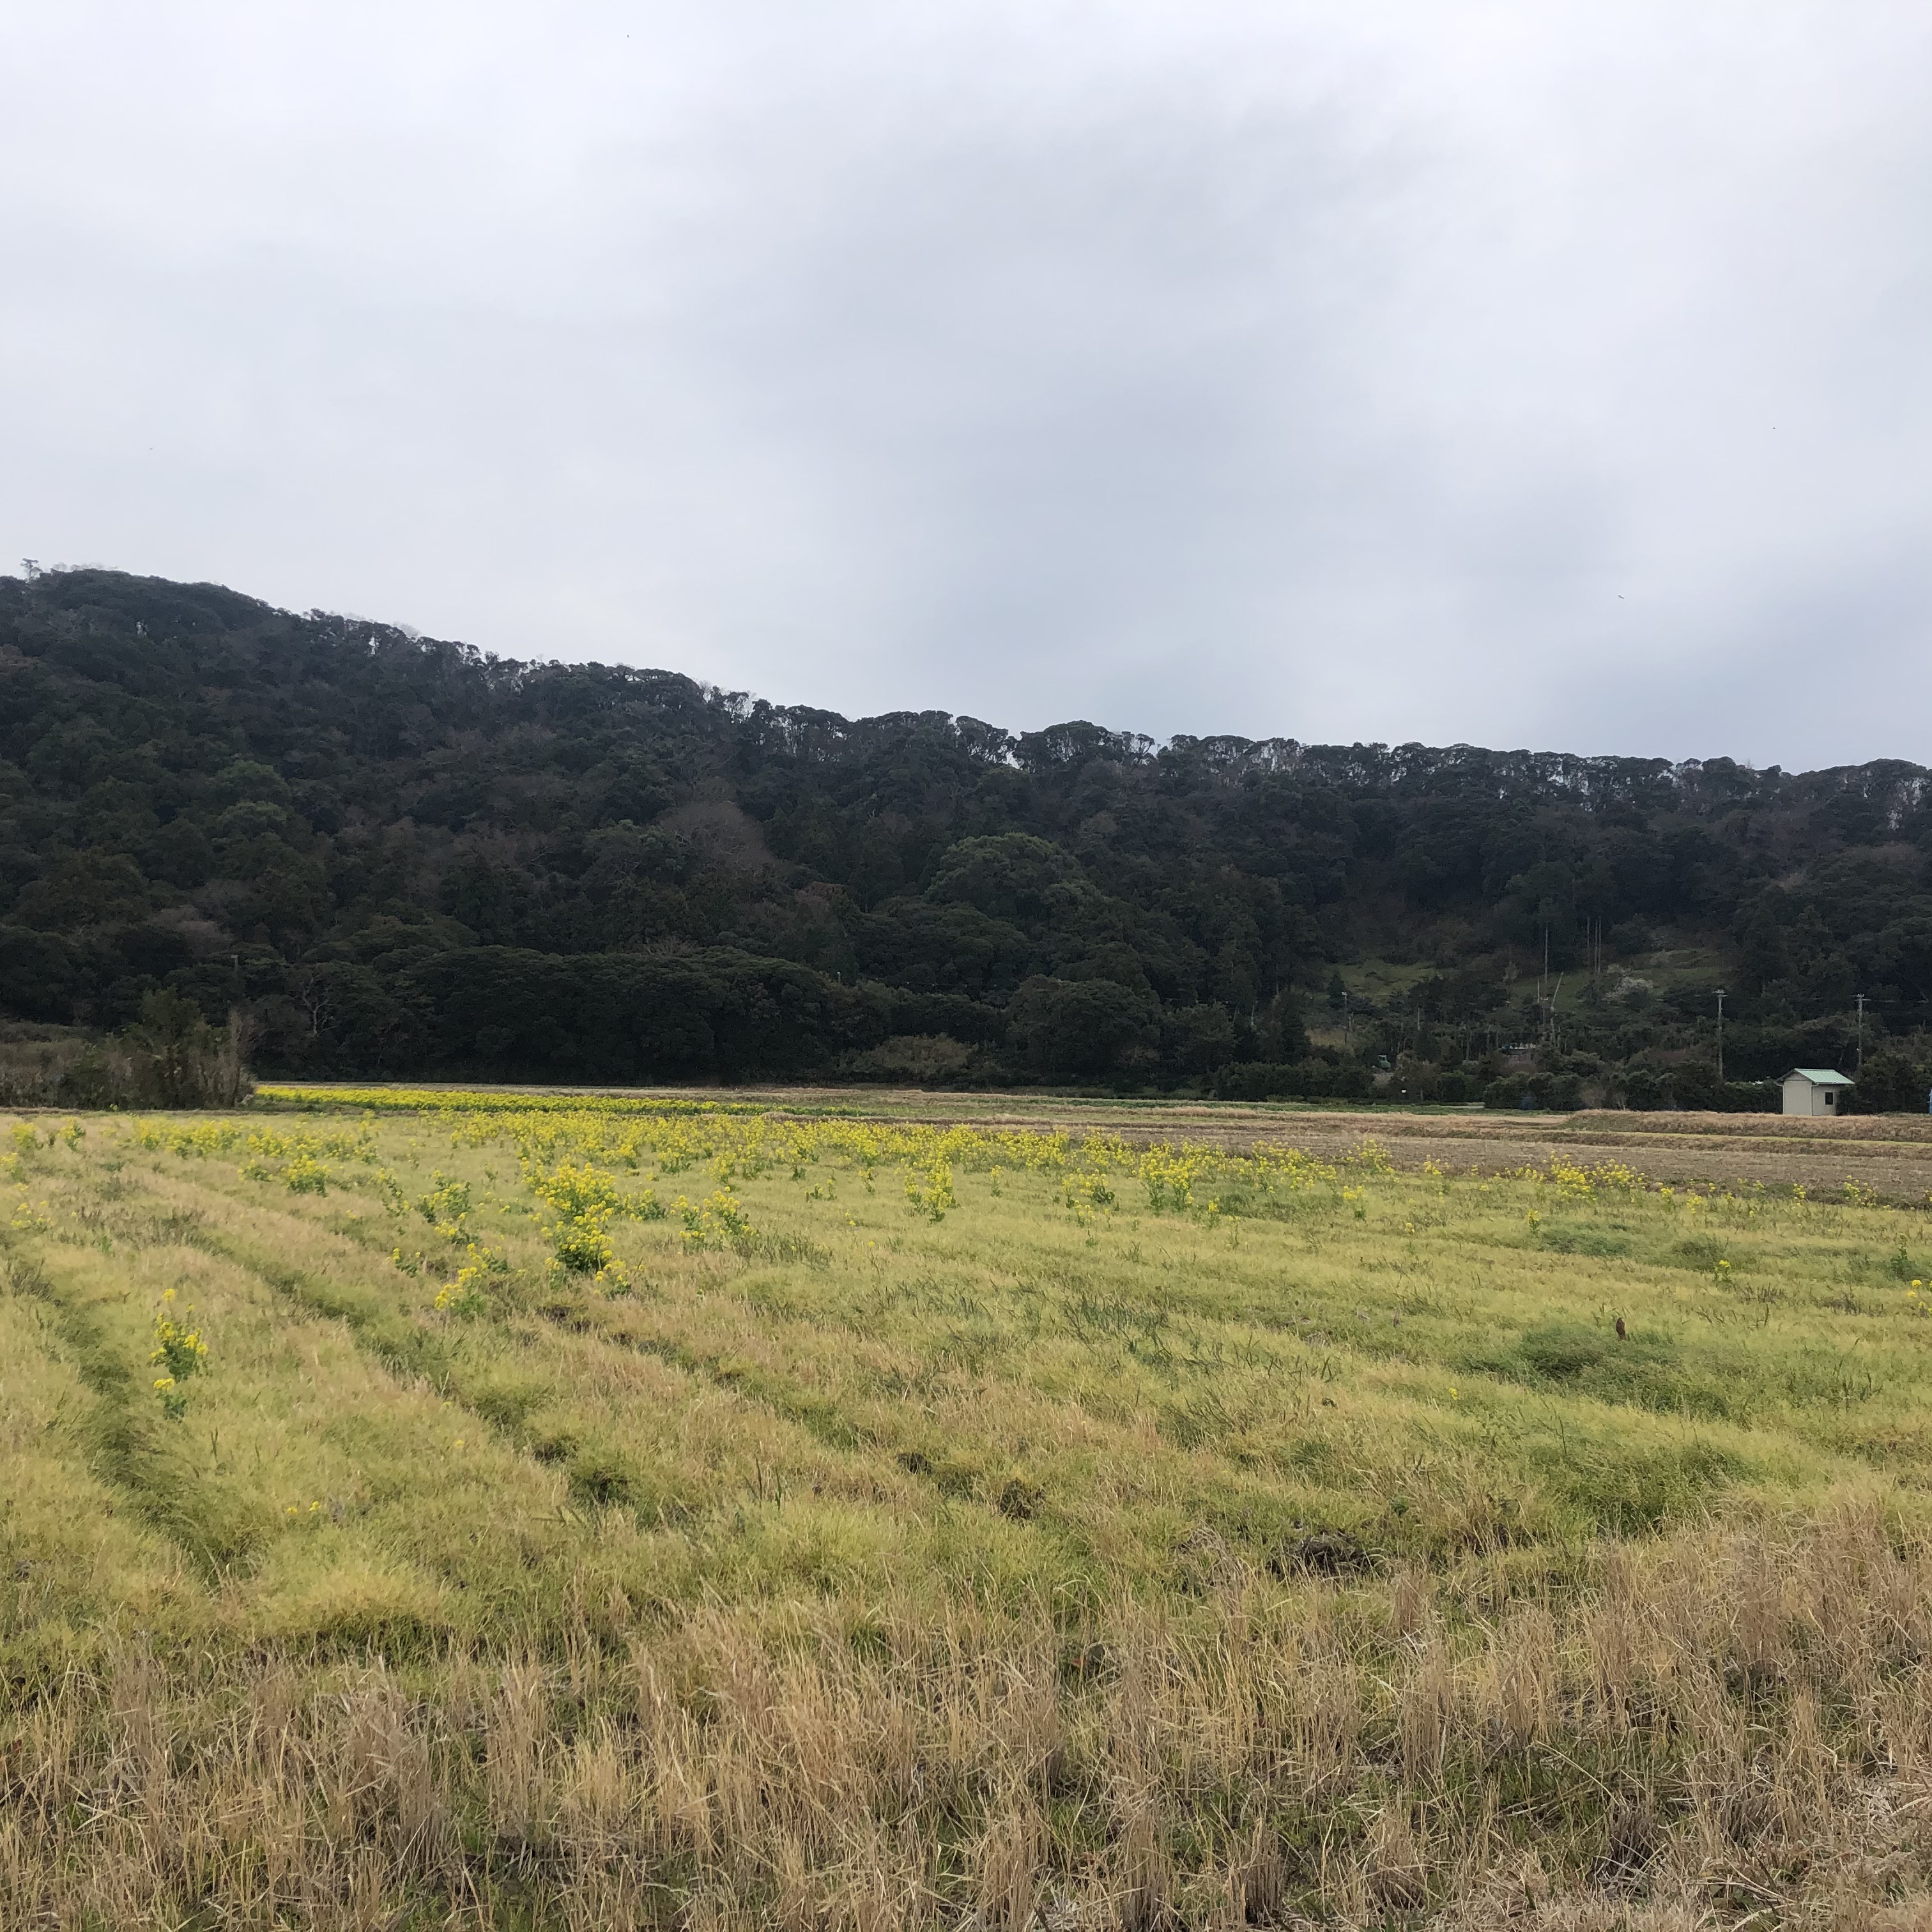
3, 565, 1929, 1102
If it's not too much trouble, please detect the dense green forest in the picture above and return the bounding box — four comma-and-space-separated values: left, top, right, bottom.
3, 566, 1928, 1104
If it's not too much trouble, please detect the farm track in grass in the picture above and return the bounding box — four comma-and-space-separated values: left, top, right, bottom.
10, 1092, 1932, 1925
0, 1232, 256, 1583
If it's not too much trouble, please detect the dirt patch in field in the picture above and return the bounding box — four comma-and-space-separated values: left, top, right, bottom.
1248, 1117, 1932, 1200
762, 1096, 1932, 1200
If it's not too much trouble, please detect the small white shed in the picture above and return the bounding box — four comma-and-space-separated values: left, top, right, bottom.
1782, 1068, 1855, 1117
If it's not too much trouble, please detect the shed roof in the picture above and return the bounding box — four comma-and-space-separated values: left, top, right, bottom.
1784, 1068, 1856, 1087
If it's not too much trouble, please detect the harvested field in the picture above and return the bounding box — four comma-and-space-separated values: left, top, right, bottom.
12, 1087, 1932, 1928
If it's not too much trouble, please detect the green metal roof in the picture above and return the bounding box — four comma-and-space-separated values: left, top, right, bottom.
1785, 1068, 1856, 1085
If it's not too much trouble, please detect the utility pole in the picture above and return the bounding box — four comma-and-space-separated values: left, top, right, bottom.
1855, 993, 1867, 1071
1715, 986, 1726, 1084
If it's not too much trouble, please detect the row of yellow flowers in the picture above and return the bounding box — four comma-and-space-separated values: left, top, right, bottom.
197, 1087, 1694, 1225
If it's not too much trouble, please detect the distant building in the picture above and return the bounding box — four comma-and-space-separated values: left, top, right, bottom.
1781, 1068, 1855, 1116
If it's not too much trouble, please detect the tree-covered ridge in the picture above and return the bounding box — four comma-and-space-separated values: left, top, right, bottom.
2, 565, 1927, 1095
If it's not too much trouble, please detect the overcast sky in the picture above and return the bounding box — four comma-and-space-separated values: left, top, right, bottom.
3, 3, 1929, 767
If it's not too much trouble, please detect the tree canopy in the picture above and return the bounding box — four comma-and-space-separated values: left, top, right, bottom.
3, 566, 1926, 1098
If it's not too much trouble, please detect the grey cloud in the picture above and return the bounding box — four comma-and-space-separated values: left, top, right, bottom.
2, 1, 1929, 766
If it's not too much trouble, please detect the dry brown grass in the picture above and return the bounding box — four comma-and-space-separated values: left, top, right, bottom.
10, 1510, 1932, 1926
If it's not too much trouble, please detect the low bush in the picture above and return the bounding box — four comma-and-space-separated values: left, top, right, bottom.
0, 995, 254, 1109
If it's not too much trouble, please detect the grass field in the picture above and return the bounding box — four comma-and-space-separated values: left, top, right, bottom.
8, 1091, 1932, 1928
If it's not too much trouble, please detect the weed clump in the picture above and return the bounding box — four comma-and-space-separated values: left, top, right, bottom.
148, 1286, 207, 1418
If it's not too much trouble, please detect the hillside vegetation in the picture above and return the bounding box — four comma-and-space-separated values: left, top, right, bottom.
4, 567, 1932, 1099
7, 1091, 1932, 1924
